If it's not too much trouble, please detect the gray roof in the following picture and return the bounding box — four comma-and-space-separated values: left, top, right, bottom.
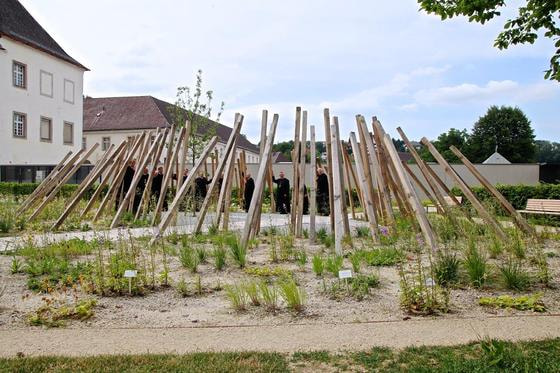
0, 0, 87, 70
483, 152, 511, 164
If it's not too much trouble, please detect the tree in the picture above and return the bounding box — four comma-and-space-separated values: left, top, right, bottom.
536, 140, 560, 163
467, 106, 536, 163
393, 138, 407, 152
170, 69, 225, 166
418, 0, 560, 81
418, 128, 470, 162
272, 141, 294, 161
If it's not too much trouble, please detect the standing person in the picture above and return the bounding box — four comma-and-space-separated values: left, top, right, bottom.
151, 166, 165, 209
243, 172, 255, 212
133, 167, 149, 213
194, 172, 212, 211
303, 184, 309, 215
116, 160, 136, 209
316, 167, 330, 216
272, 171, 290, 214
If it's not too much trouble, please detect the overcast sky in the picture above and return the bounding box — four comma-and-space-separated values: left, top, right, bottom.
21, 0, 559, 143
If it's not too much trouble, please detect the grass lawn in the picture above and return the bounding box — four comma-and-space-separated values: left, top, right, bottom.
1, 338, 560, 372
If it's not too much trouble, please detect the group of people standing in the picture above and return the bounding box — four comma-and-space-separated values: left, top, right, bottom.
271, 168, 330, 216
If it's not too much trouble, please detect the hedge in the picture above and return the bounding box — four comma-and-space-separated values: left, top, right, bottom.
0, 182, 109, 200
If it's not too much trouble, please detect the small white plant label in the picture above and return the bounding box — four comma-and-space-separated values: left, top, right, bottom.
124, 270, 137, 278
425, 277, 435, 287
338, 269, 352, 279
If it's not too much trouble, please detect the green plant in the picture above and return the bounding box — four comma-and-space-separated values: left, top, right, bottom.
499, 259, 531, 291
278, 236, 294, 261
27, 297, 97, 327
196, 247, 207, 263
488, 235, 503, 259
244, 266, 293, 280
10, 256, 23, 274
355, 226, 370, 238
224, 283, 247, 311
325, 256, 343, 277
279, 280, 306, 313
269, 239, 279, 263
258, 281, 279, 312
227, 235, 246, 268
294, 249, 307, 267
349, 254, 361, 274
244, 281, 260, 306
212, 246, 227, 271
510, 231, 526, 259
359, 247, 403, 266
195, 275, 203, 296
317, 227, 327, 241
479, 293, 545, 312
179, 245, 199, 273
463, 241, 487, 288
207, 221, 219, 236
312, 254, 325, 277
176, 277, 189, 297
433, 251, 460, 287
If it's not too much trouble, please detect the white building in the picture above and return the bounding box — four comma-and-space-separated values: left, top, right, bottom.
0, 0, 87, 182
83, 96, 260, 166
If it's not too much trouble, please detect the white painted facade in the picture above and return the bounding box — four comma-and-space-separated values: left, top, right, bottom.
84, 129, 260, 165
0, 36, 85, 165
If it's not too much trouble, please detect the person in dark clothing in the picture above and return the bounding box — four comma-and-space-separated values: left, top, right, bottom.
133, 167, 149, 213
243, 173, 255, 212
150, 166, 168, 211
316, 167, 330, 216
272, 171, 290, 214
303, 184, 309, 215
116, 160, 136, 209
194, 172, 212, 211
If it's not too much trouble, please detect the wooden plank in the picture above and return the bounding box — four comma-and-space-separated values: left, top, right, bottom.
127, 131, 152, 213
194, 114, 243, 233
81, 142, 128, 219
241, 114, 278, 249
330, 122, 345, 255
402, 161, 442, 214
152, 128, 185, 225
323, 108, 335, 232
309, 125, 317, 242
112, 132, 164, 228
450, 145, 536, 236
29, 144, 99, 222
332, 117, 350, 236
342, 144, 364, 215
178, 121, 190, 191
290, 107, 302, 232
216, 135, 240, 228
341, 141, 356, 220
296, 111, 308, 237
383, 134, 438, 251
422, 160, 462, 207
421, 137, 508, 240
356, 116, 380, 222
94, 133, 146, 221
151, 136, 218, 242
52, 142, 126, 229
254, 110, 268, 234
221, 138, 239, 231
350, 132, 379, 242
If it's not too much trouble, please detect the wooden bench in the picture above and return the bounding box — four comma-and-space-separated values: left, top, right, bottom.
518, 199, 560, 216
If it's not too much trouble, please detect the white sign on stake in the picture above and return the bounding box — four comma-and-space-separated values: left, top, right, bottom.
338, 269, 352, 279
425, 277, 436, 287
124, 270, 137, 278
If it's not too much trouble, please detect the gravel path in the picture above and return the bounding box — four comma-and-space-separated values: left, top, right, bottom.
1, 314, 559, 357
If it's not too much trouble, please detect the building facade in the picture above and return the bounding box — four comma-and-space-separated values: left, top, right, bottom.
83, 96, 260, 166
0, 0, 87, 182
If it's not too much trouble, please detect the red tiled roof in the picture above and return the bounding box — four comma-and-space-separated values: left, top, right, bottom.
83, 96, 259, 153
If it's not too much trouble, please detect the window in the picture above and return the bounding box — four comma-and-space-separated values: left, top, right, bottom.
63, 121, 73, 145
82, 137, 87, 150
12, 61, 26, 88
13, 112, 26, 138
63, 79, 75, 104
102, 137, 111, 151
40, 117, 52, 141
40, 70, 53, 97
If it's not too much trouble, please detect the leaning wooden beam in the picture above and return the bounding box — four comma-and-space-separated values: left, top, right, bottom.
152, 128, 185, 225
178, 120, 192, 191
309, 125, 317, 242
323, 108, 335, 233
290, 107, 302, 232
18, 151, 73, 214
422, 159, 462, 207
383, 134, 438, 251
216, 137, 239, 228
296, 111, 308, 238
241, 114, 279, 249
342, 143, 364, 220
221, 139, 239, 231
397, 127, 455, 219
421, 137, 508, 241
350, 132, 379, 242
332, 117, 350, 236
52, 142, 126, 229
450, 145, 536, 236
402, 161, 442, 214
330, 122, 345, 255
94, 133, 146, 222
151, 136, 218, 243
254, 110, 268, 235
80, 142, 128, 219
341, 141, 356, 220
126, 133, 153, 213
111, 132, 164, 228
29, 144, 99, 222
194, 114, 243, 234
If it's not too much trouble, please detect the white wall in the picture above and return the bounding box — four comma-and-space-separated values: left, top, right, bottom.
84, 129, 260, 165
0, 37, 84, 165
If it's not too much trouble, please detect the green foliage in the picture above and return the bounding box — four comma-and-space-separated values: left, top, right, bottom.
226, 235, 246, 268
418, 128, 470, 163
294, 249, 307, 267
176, 277, 189, 297
224, 284, 248, 311
258, 281, 279, 312
279, 280, 306, 313
212, 246, 227, 271
349, 253, 361, 274
479, 293, 546, 312
312, 254, 325, 277
325, 256, 344, 277
27, 297, 97, 327
196, 247, 207, 263
358, 247, 403, 266
463, 241, 488, 288
10, 256, 23, 274
244, 266, 292, 280
418, 0, 560, 81
243, 281, 260, 306
179, 245, 199, 273
0, 182, 80, 197
433, 251, 460, 287
536, 140, 560, 163
354, 226, 370, 238
499, 259, 532, 291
